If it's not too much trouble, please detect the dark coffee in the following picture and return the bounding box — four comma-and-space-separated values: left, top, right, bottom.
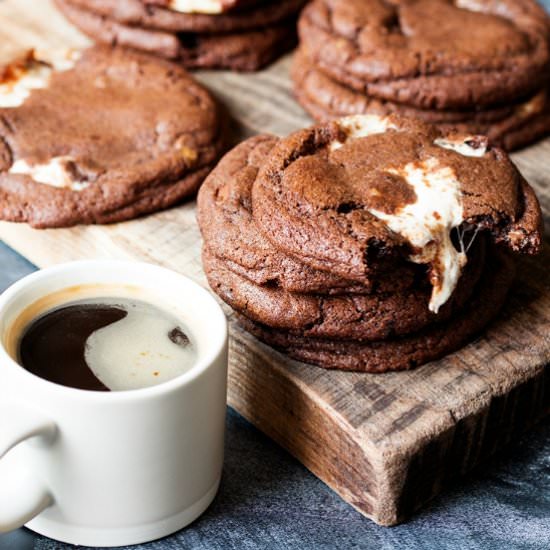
17, 296, 196, 392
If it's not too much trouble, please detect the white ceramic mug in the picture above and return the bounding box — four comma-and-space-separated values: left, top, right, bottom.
0, 261, 228, 547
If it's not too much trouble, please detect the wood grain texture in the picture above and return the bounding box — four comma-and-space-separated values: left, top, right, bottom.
0, 0, 549, 526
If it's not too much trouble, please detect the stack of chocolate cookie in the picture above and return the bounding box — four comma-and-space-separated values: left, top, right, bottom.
198, 114, 542, 372
292, 0, 550, 151
0, 46, 225, 227
54, 0, 306, 71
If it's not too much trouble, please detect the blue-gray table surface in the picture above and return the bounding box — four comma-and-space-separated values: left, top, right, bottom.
2, 0, 550, 544
1, 244, 550, 550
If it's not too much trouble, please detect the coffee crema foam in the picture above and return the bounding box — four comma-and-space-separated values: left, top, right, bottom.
83, 297, 196, 391
5, 285, 197, 392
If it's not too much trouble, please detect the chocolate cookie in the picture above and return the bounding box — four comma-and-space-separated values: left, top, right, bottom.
0, 46, 224, 228
298, 0, 550, 110
235, 248, 516, 372
64, 0, 306, 33
197, 134, 426, 295
199, 114, 542, 372
55, 0, 297, 71
251, 115, 542, 313
292, 49, 550, 151
203, 237, 485, 341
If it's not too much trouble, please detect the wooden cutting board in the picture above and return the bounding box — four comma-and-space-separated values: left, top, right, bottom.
1, 0, 549, 526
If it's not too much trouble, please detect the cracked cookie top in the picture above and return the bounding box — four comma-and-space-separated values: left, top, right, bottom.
251, 114, 542, 311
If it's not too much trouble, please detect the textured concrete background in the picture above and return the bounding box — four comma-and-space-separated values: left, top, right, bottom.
1, 0, 550, 545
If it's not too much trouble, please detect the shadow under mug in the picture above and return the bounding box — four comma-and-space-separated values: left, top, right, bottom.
0, 261, 228, 547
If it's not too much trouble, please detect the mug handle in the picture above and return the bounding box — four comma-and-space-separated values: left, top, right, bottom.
0, 404, 56, 532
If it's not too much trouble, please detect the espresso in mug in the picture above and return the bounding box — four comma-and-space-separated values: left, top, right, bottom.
5, 286, 197, 391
